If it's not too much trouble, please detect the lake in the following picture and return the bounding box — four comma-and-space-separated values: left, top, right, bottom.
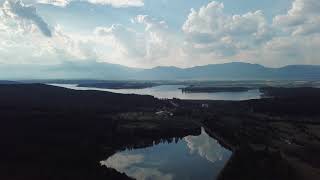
101, 128, 232, 180
50, 84, 262, 100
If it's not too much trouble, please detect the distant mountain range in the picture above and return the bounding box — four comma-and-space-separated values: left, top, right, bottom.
1, 62, 320, 80
140, 62, 320, 80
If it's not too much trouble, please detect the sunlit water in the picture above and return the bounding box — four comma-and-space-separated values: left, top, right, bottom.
101, 128, 232, 180
50, 84, 261, 100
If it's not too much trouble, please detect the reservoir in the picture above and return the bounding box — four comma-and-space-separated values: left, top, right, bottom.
101, 128, 232, 180
50, 84, 261, 101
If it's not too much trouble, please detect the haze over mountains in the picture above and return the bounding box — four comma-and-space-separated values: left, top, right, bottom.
1, 62, 320, 80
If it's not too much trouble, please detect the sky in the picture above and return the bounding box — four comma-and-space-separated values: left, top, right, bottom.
0, 0, 319, 68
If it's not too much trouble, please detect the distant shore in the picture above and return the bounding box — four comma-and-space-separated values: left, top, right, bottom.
77, 82, 158, 89
180, 86, 252, 93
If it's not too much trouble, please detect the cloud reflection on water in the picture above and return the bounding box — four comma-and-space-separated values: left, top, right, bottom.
100, 128, 230, 180
100, 153, 173, 180
184, 128, 224, 163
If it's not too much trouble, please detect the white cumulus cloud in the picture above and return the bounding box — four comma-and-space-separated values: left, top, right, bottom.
87, 0, 144, 7
31, 0, 144, 7
1, 0, 320, 68
37, 0, 70, 7
182, 1, 272, 57
273, 0, 320, 36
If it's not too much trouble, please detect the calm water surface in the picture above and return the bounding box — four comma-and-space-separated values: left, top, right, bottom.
50, 84, 261, 100
101, 128, 232, 180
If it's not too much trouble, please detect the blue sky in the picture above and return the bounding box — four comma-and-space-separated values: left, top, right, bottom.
0, 0, 319, 68
36, 0, 292, 32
